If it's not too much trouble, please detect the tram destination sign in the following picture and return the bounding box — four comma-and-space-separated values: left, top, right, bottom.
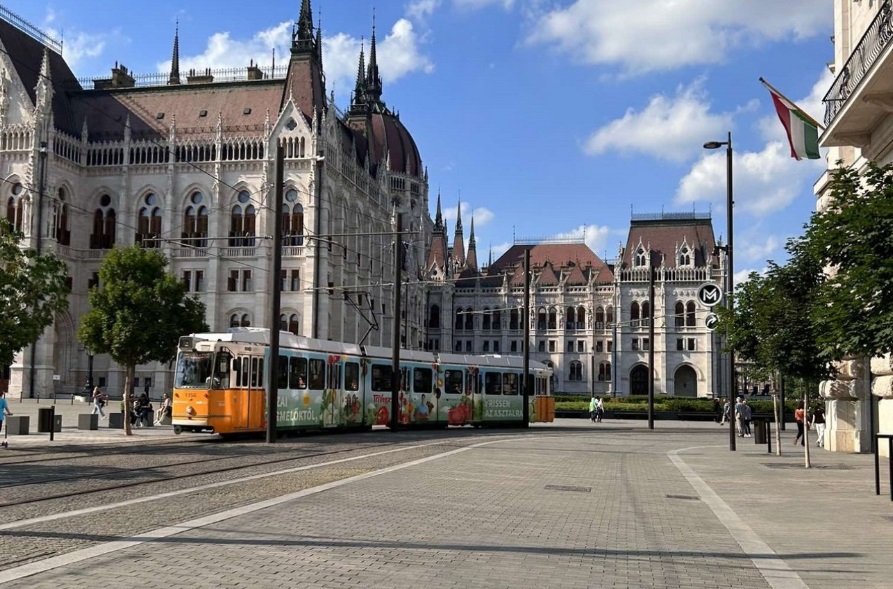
697, 283, 723, 308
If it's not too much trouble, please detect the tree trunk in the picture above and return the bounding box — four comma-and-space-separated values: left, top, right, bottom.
123, 364, 134, 436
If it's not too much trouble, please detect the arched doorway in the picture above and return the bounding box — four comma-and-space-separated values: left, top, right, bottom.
630, 365, 648, 395
674, 365, 698, 397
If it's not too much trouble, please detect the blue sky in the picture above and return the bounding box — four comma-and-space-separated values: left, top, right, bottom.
4, 0, 833, 279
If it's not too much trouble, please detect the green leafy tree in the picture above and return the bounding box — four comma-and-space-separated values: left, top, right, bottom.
803, 162, 893, 360
0, 219, 70, 369
78, 246, 208, 435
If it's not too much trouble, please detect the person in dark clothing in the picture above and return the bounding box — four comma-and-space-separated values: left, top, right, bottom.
713, 398, 722, 423
131, 393, 153, 427
811, 404, 826, 448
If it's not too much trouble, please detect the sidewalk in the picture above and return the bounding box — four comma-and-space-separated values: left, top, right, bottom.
1, 398, 183, 447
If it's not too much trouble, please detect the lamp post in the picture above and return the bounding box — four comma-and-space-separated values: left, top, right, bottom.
704, 131, 735, 452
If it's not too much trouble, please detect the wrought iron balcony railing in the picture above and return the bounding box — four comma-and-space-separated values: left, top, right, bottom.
824, 0, 893, 126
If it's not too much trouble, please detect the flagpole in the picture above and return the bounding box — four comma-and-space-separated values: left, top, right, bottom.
759, 77, 825, 131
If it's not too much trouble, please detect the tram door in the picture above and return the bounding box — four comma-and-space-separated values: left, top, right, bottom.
324, 362, 341, 427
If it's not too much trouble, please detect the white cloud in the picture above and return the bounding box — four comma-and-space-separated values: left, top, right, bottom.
407, 0, 442, 21
157, 18, 433, 104
442, 201, 495, 229
41, 9, 107, 71
734, 268, 764, 286
676, 141, 823, 217
489, 241, 512, 260
548, 224, 615, 257
455, 0, 516, 9
738, 234, 781, 263
527, 0, 831, 75
585, 80, 731, 162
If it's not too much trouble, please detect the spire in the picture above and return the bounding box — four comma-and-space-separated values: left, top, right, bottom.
35, 48, 53, 115
466, 217, 478, 272
434, 191, 443, 230
352, 39, 366, 108
292, 0, 316, 54
452, 199, 466, 268
316, 13, 323, 74
168, 20, 181, 85
366, 9, 383, 105
455, 199, 463, 232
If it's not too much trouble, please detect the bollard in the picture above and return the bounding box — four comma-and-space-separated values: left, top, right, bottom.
766, 420, 771, 454
49, 405, 55, 441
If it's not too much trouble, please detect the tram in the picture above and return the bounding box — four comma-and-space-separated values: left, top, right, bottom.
172, 328, 554, 436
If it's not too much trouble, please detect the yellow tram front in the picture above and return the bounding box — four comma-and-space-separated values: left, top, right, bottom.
172, 336, 267, 435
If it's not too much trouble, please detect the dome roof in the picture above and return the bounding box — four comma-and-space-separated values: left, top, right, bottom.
369, 110, 422, 178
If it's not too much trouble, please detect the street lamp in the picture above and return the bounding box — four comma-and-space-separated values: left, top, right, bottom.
704, 131, 735, 452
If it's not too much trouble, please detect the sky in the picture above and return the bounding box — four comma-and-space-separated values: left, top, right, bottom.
3, 0, 835, 280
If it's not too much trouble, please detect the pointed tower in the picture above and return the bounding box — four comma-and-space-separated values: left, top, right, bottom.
366, 11, 384, 108
168, 21, 181, 85
466, 217, 478, 272
434, 192, 443, 230
34, 48, 53, 117
351, 41, 367, 112
452, 200, 466, 269
282, 0, 326, 116
425, 192, 449, 276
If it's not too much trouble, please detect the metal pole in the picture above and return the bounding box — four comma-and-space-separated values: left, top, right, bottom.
726, 132, 736, 452
390, 214, 403, 430
522, 248, 531, 426
265, 144, 284, 444
28, 141, 48, 400
780, 374, 786, 431
647, 266, 655, 429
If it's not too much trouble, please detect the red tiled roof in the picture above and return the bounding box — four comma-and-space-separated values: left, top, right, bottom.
537, 264, 559, 286
622, 217, 717, 269
565, 265, 587, 285
491, 243, 604, 274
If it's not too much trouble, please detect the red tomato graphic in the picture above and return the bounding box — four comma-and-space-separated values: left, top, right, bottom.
376, 406, 389, 425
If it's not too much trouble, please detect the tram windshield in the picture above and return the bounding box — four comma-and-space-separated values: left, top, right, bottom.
175, 351, 214, 388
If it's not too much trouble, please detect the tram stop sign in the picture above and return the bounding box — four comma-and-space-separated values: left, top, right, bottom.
705, 312, 719, 331
697, 283, 723, 308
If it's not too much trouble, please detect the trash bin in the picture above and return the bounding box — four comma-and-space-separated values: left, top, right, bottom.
37, 407, 54, 433
753, 418, 767, 444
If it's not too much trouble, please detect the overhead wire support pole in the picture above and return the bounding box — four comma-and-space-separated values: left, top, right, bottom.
390, 214, 403, 431
522, 248, 531, 427
265, 143, 285, 444
647, 264, 655, 430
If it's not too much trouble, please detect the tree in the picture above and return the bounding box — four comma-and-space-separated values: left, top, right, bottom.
802, 162, 893, 360
0, 219, 69, 369
78, 246, 208, 435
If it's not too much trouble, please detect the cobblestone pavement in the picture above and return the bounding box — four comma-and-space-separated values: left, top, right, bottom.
0, 421, 891, 588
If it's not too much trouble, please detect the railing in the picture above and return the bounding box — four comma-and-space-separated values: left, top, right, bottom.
221, 247, 257, 258
824, 0, 893, 126
76, 64, 288, 89
0, 5, 62, 54
282, 246, 304, 257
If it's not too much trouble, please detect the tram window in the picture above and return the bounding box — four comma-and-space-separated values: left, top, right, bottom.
345, 362, 360, 390
443, 370, 463, 395
308, 358, 325, 390
250, 357, 260, 387
289, 357, 307, 389
215, 351, 232, 389
328, 363, 342, 390
485, 372, 502, 395
401, 367, 410, 392
371, 365, 392, 392
175, 351, 213, 388
278, 356, 288, 389
232, 357, 242, 387
503, 373, 519, 395
413, 368, 432, 393
240, 357, 250, 387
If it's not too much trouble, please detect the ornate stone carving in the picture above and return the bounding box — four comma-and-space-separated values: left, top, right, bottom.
870, 354, 893, 376
872, 375, 893, 399
820, 379, 863, 399
834, 358, 866, 380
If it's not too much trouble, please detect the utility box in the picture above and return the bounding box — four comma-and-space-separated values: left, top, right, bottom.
37, 407, 56, 432
78, 414, 99, 431
108, 413, 125, 429
6, 415, 29, 435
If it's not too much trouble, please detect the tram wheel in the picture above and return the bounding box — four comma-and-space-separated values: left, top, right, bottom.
173, 425, 183, 435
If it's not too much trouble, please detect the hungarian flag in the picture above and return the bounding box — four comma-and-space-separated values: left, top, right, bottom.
761, 78, 821, 161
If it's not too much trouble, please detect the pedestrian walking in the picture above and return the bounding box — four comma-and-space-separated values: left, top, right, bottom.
713, 398, 722, 423
734, 396, 746, 437
589, 395, 597, 423
91, 386, 107, 419
720, 400, 730, 425
595, 397, 604, 423
794, 401, 806, 446
0, 391, 12, 448
742, 399, 752, 437
811, 403, 826, 448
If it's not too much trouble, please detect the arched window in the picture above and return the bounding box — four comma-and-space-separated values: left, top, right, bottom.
641, 301, 651, 327
183, 192, 208, 247
565, 307, 575, 330
429, 305, 441, 329
230, 190, 256, 246
548, 307, 557, 330
6, 182, 25, 232
577, 306, 586, 329
482, 308, 491, 330
686, 301, 696, 326
510, 308, 520, 330
595, 307, 605, 329
635, 247, 646, 267
90, 194, 116, 249
630, 301, 640, 326
537, 308, 546, 330
568, 360, 583, 381
464, 307, 474, 331
280, 313, 300, 335
492, 309, 501, 330
137, 193, 161, 249
455, 309, 463, 330
282, 189, 304, 245
598, 362, 612, 382
52, 187, 70, 245
606, 306, 614, 326
679, 246, 691, 267
675, 301, 685, 328
230, 314, 240, 328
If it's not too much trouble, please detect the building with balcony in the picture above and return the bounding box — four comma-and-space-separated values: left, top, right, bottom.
424, 211, 725, 397
0, 4, 431, 398
817, 0, 893, 452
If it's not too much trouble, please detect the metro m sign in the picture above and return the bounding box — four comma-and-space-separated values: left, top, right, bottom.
697, 283, 723, 308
